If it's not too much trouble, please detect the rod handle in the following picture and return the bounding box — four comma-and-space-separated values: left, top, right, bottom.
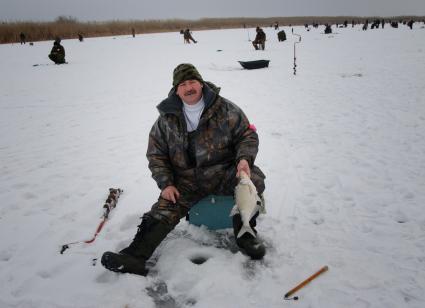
284, 265, 329, 299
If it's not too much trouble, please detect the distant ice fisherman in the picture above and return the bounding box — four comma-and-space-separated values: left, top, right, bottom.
48, 37, 66, 64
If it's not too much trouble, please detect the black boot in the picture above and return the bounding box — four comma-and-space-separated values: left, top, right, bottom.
101, 215, 174, 275
233, 213, 266, 260
101, 251, 148, 276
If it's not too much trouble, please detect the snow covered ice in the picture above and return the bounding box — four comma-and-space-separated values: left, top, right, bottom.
1, 23, 425, 308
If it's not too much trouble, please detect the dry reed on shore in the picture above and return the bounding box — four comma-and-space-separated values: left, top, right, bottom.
1, 15, 423, 44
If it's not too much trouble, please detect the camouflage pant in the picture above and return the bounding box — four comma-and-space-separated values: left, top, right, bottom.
147, 165, 265, 227
252, 40, 265, 50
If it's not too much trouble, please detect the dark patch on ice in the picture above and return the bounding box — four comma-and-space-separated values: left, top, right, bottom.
401, 290, 420, 304
145, 255, 160, 276
168, 228, 239, 253
146, 280, 181, 308
243, 260, 258, 278
185, 298, 197, 306
145, 254, 198, 307
0, 251, 12, 262
403, 192, 414, 200
312, 217, 325, 225
95, 271, 119, 283
213, 232, 240, 253
242, 258, 270, 279
340, 73, 363, 78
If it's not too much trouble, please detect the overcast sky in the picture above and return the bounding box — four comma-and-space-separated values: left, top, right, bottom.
1, 0, 425, 22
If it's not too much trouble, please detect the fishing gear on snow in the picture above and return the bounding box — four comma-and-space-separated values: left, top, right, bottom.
60, 188, 123, 254
284, 265, 329, 300
293, 33, 301, 75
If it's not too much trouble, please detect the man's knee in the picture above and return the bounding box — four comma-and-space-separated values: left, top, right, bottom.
148, 197, 190, 226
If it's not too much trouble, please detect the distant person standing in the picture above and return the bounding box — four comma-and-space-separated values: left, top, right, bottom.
20, 32, 26, 44
180, 30, 188, 43
132, 28, 136, 38
78, 33, 84, 42
48, 38, 66, 64
184, 29, 197, 44
252, 27, 266, 50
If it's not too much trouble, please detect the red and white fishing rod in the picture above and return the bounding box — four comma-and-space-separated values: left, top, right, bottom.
60, 188, 123, 254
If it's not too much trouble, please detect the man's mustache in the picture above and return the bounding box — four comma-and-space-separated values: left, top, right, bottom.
184, 89, 197, 96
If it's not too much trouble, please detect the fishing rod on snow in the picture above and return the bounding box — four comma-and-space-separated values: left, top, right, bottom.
292, 32, 302, 75
60, 188, 123, 254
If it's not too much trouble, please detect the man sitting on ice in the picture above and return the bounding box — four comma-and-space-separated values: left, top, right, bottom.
101, 63, 267, 276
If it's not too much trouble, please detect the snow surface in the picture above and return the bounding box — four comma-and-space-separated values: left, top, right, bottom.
1, 24, 425, 308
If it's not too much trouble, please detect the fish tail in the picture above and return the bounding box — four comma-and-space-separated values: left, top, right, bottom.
237, 225, 256, 238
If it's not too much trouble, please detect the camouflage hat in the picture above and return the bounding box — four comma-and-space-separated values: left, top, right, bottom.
172, 63, 204, 87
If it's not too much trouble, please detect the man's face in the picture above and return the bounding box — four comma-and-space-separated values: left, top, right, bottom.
176, 79, 203, 105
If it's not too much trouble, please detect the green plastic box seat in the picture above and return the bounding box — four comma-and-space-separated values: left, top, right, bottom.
187, 195, 234, 230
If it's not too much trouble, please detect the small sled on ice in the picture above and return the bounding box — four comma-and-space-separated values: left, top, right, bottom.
238, 60, 270, 70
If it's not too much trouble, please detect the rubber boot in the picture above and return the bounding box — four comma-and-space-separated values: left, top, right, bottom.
101, 215, 174, 276
233, 213, 266, 260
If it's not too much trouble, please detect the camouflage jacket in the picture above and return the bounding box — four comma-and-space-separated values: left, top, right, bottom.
255, 30, 266, 42
50, 43, 65, 56
147, 82, 259, 190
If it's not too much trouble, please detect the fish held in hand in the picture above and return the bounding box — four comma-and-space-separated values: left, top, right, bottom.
231, 170, 262, 238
